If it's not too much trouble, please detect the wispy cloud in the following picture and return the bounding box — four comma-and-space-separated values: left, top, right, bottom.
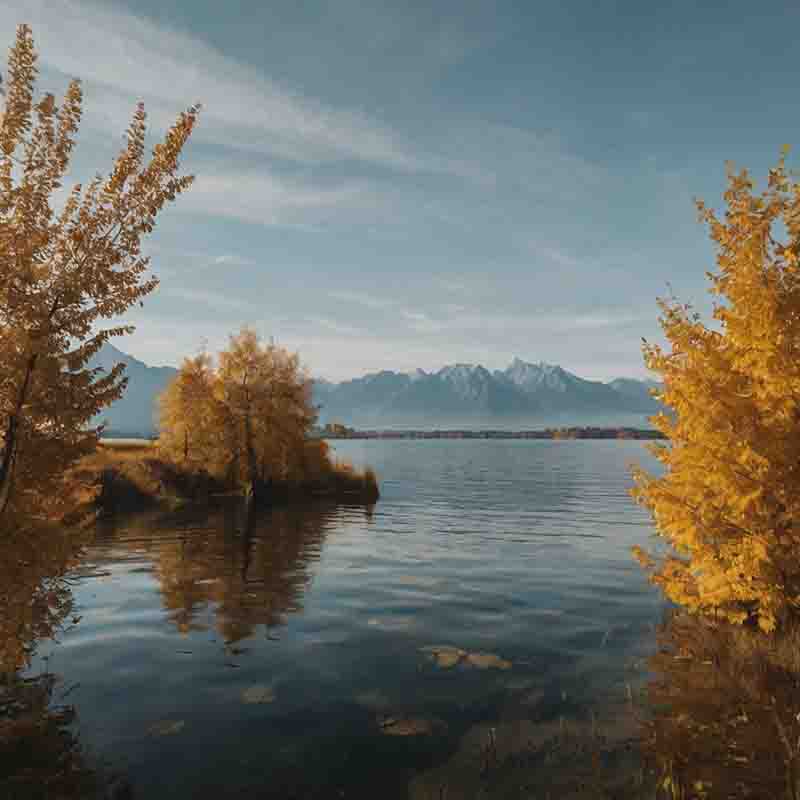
2, 0, 466, 174
398, 305, 650, 336
176, 170, 380, 226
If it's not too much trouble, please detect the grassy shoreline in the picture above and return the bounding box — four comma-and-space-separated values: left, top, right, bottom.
73, 439, 379, 514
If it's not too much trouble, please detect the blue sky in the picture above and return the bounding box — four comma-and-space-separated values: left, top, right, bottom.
3, 1, 796, 380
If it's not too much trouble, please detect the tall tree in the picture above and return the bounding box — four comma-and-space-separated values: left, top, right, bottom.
632, 152, 800, 632
157, 352, 217, 467
157, 329, 318, 502
0, 25, 199, 521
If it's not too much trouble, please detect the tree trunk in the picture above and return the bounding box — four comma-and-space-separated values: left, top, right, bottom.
243, 411, 261, 504
0, 353, 38, 520
0, 416, 18, 519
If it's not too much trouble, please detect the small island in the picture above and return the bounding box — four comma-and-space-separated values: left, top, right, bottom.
74, 331, 380, 515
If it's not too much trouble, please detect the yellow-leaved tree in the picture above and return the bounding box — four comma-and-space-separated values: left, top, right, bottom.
0, 25, 199, 522
157, 352, 217, 468
632, 152, 800, 632
158, 329, 318, 502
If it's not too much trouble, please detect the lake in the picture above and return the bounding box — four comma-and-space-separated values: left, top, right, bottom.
16, 440, 668, 798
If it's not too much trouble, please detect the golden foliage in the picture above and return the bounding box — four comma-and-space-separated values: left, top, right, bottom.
632, 153, 800, 631
0, 25, 198, 521
158, 329, 318, 496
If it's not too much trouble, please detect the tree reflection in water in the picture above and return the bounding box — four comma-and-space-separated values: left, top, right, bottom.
0, 522, 128, 798
141, 502, 364, 644
643, 610, 800, 800
0, 524, 86, 678
0, 503, 375, 799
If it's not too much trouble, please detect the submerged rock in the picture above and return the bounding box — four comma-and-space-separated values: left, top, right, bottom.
419, 645, 512, 670
465, 651, 512, 670
241, 684, 275, 704
420, 645, 467, 668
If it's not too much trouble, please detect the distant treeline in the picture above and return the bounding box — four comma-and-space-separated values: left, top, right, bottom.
314, 426, 666, 440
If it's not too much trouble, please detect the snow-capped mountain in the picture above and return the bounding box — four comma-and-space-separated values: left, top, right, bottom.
314, 358, 661, 429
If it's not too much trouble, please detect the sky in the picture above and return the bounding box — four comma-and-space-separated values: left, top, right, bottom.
2, 0, 797, 381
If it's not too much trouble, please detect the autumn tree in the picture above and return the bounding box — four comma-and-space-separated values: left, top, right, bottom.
632, 152, 800, 632
158, 329, 318, 502
0, 25, 199, 522
157, 352, 216, 467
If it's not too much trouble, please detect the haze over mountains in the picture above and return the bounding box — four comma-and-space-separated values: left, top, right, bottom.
91, 344, 661, 435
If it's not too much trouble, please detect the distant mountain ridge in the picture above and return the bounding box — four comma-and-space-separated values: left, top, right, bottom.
89, 343, 178, 436
89, 343, 662, 435
313, 358, 662, 430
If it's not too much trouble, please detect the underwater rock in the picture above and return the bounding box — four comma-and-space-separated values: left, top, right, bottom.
241, 685, 275, 704
420, 645, 512, 670
420, 645, 467, 668
465, 651, 512, 670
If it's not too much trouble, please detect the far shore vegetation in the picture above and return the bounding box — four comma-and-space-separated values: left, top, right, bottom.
315, 423, 666, 440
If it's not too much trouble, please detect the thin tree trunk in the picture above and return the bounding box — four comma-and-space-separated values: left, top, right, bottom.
0, 416, 18, 519
0, 353, 38, 519
243, 410, 260, 504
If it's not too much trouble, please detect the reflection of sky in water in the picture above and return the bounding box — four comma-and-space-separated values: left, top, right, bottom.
25, 440, 666, 798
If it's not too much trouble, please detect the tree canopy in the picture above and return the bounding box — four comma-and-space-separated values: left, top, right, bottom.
158, 329, 318, 500
632, 152, 800, 632
0, 25, 198, 522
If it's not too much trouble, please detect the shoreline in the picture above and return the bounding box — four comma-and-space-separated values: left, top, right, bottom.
101, 426, 665, 443
315, 426, 665, 440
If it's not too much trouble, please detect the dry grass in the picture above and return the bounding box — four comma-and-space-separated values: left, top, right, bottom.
97, 438, 156, 451
73, 437, 379, 513
71, 443, 163, 511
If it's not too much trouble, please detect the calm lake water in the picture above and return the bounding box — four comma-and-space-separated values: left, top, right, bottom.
21, 440, 668, 798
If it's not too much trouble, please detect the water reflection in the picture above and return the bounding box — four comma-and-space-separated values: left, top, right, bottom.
0, 523, 87, 677
96, 501, 361, 644
643, 611, 800, 799
0, 523, 124, 798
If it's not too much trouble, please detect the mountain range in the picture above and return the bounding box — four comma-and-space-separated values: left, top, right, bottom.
313, 357, 662, 429
88, 344, 661, 435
